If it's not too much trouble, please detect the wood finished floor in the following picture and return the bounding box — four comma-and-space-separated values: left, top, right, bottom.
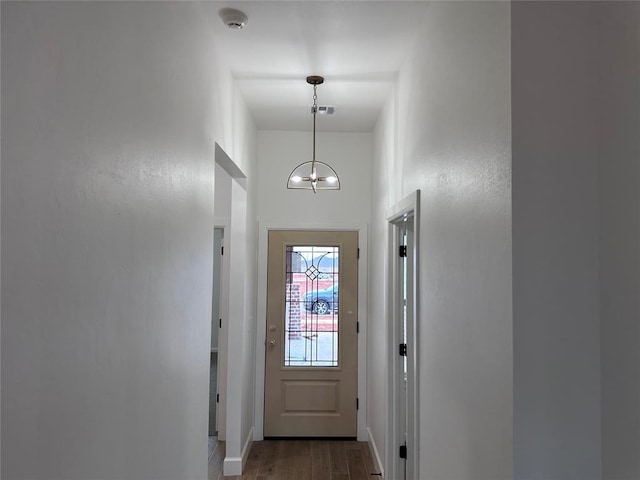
208, 440, 381, 480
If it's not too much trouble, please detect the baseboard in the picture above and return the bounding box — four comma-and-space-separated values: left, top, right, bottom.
241, 426, 254, 469
367, 427, 385, 479
222, 427, 254, 476
223, 456, 242, 476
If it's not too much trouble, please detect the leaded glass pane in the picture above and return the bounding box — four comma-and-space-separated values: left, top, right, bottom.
283, 245, 339, 367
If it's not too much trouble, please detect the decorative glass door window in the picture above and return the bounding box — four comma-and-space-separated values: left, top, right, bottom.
283, 245, 339, 367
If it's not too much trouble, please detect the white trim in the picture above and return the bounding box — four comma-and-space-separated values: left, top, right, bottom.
216, 224, 229, 441
385, 190, 420, 480
222, 456, 242, 476
254, 221, 369, 441
222, 427, 253, 477
213, 191, 232, 442
215, 142, 246, 180
211, 227, 225, 437
223, 424, 253, 477
386, 221, 401, 480
385, 190, 420, 223
214, 143, 249, 463
214, 218, 230, 229
367, 427, 385, 479
242, 426, 254, 465
358, 224, 369, 442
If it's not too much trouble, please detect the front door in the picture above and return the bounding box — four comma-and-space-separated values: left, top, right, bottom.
264, 230, 358, 437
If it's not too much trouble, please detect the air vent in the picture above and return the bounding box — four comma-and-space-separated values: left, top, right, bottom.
311, 105, 337, 115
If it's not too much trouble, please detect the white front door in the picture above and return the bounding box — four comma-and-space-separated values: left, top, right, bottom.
264, 230, 358, 437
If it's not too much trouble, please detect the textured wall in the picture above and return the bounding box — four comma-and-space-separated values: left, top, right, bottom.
256, 131, 373, 227
371, 2, 512, 478
597, 3, 640, 479
254, 130, 373, 441
1, 2, 255, 479
512, 2, 639, 478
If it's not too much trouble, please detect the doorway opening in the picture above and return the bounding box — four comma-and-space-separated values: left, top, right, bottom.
386, 190, 420, 480
210, 142, 249, 476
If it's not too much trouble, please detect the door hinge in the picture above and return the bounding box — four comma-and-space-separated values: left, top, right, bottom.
219, 318, 222, 328
399, 343, 407, 356
356, 398, 359, 410
357, 321, 360, 334
221, 246, 224, 255
399, 245, 407, 257
399, 444, 407, 459
400, 445, 407, 458
357, 247, 360, 259
216, 393, 219, 403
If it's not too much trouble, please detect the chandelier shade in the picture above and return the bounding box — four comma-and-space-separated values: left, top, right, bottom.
287, 161, 340, 191
286, 76, 340, 193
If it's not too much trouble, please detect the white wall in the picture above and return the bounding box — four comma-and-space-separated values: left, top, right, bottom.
597, 6, 640, 479
371, 2, 512, 478
513, 3, 640, 479
254, 130, 372, 440
238, 117, 258, 466
512, 3, 640, 478
256, 131, 372, 227
512, 4, 602, 478
1, 3, 256, 479
224, 180, 249, 472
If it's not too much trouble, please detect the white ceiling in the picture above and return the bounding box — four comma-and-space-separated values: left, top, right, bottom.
205, 1, 430, 132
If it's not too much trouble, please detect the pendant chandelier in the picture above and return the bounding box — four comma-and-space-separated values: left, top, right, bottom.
287, 76, 340, 192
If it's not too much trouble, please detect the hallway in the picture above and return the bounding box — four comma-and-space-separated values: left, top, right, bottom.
208, 440, 379, 479
3, 2, 639, 480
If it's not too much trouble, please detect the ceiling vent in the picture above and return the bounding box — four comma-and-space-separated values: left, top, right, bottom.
311, 106, 337, 115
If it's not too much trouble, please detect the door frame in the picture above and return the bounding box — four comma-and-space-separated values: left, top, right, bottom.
254, 222, 369, 441
213, 223, 229, 441
386, 190, 420, 480
210, 226, 225, 437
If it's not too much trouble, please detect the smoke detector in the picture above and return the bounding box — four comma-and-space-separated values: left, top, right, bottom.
219, 8, 248, 29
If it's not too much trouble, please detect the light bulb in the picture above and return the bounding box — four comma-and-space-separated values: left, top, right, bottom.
291, 176, 302, 183
326, 176, 337, 184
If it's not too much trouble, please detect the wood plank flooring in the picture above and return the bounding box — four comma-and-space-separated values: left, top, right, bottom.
208, 440, 381, 480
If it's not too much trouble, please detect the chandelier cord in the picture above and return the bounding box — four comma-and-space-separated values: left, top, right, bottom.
311, 84, 318, 176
